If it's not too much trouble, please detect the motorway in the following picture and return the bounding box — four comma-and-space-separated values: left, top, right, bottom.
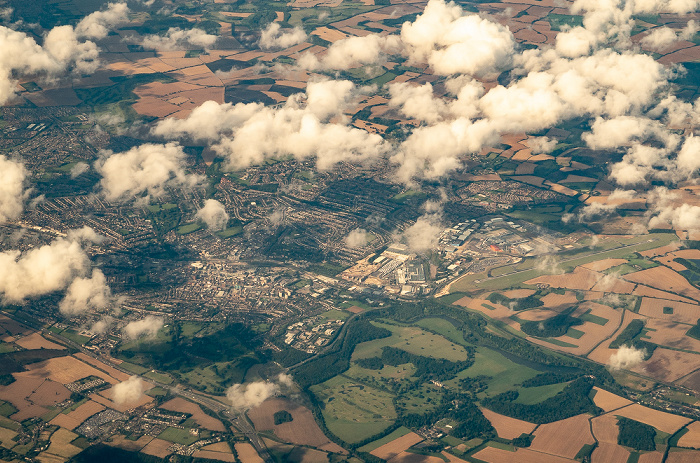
39, 327, 274, 462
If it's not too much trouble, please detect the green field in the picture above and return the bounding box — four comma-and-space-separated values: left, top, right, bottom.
311, 375, 396, 443
120, 362, 148, 375
345, 362, 417, 386
217, 225, 243, 238
177, 222, 203, 235
158, 427, 199, 445
0, 402, 17, 417
319, 309, 350, 321
352, 321, 469, 362
143, 371, 173, 385
515, 382, 569, 405
146, 386, 168, 397
415, 318, 469, 346
579, 312, 609, 326
448, 347, 539, 397
396, 384, 444, 415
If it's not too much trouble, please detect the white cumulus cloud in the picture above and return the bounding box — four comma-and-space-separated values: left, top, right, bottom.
95, 143, 203, 202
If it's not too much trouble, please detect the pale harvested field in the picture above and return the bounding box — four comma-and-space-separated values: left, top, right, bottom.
634, 285, 696, 303
640, 244, 682, 258
614, 403, 692, 434
248, 398, 344, 452
584, 291, 605, 300
388, 451, 445, 463
586, 311, 648, 365
193, 449, 236, 462
656, 255, 689, 271
667, 449, 700, 462
624, 267, 700, 301
370, 432, 423, 460
591, 414, 619, 443
312, 27, 348, 42
533, 303, 620, 356
540, 291, 578, 308
678, 421, 700, 448
441, 452, 470, 463
453, 296, 472, 307
643, 319, 700, 352
525, 267, 602, 291
639, 297, 700, 324
591, 275, 636, 294
141, 438, 173, 458
50, 413, 80, 431
0, 427, 17, 448
591, 442, 630, 463
481, 408, 536, 439
66, 400, 105, 424
160, 397, 225, 431
134, 81, 199, 98
631, 347, 700, 382
530, 414, 594, 459
235, 443, 265, 463
42, 428, 81, 459
25, 355, 118, 384
638, 452, 664, 463
503, 289, 536, 299
15, 333, 65, 350
461, 298, 518, 325
591, 387, 632, 412
159, 57, 202, 68
74, 353, 130, 382
472, 446, 575, 463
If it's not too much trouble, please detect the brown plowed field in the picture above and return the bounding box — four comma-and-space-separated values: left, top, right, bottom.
643, 319, 700, 352
631, 347, 700, 383
141, 438, 173, 458
247, 398, 344, 452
